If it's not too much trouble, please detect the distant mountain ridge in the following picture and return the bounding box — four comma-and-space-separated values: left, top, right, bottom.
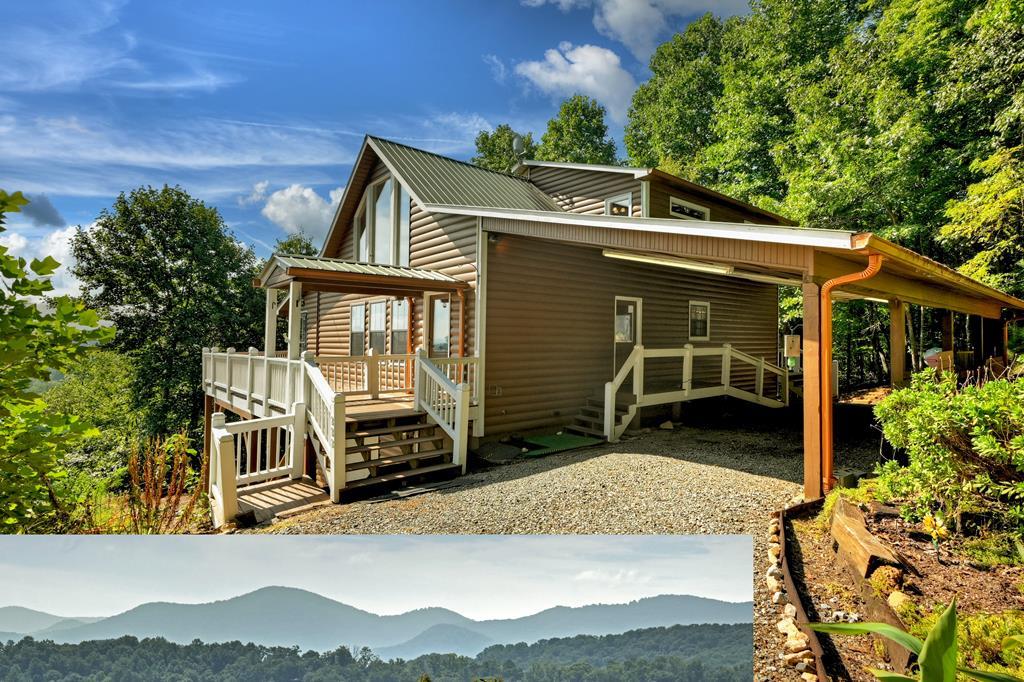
0, 586, 752, 656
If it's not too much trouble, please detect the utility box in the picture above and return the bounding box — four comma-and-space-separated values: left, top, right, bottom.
783, 334, 802, 373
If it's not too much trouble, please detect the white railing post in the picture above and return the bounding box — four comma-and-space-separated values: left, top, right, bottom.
603, 381, 616, 442
264, 288, 277, 357
202, 347, 210, 395
300, 351, 315, 405
286, 281, 303, 361
453, 383, 470, 474
756, 356, 765, 398
367, 348, 380, 400
246, 347, 257, 415
634, 345, 645, 404
721, 344, 732, 388
682, 343, 693, 396
330, 392, 346, 502
413, 348, 426, 411
225, 348, 236, 409
211, 413, 237, 528
290, 401, 306, 480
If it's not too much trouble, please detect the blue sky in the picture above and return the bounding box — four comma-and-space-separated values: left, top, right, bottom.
0, 535, 752, 619
0, 0, 746, 295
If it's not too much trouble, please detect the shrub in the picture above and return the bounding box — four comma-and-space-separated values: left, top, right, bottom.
126, 434, 207, 534
874, 370, 1024, 533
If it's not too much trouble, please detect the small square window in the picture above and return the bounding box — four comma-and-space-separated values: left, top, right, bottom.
670, 196, 710, 221
689, 301, 710, 340
605, 192, 632, 217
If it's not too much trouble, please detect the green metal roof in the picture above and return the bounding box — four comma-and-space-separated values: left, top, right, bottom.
265, 254, 465, 285
368, 136, 561, 212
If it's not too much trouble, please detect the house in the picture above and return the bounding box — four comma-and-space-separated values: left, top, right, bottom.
202, 135, 1024, 527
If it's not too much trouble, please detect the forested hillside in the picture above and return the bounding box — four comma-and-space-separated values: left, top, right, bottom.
0, 625, 752, 682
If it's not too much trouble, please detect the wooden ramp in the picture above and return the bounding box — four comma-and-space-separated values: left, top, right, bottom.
236, 477, 330, 524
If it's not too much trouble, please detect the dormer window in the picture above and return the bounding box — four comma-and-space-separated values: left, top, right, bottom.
605, 192, 632, 217
670, 196, 710, 221
353, 175, 411, 266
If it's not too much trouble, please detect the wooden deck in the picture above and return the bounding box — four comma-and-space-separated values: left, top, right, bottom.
236, 477, 330, 524
344, 395, 420, 421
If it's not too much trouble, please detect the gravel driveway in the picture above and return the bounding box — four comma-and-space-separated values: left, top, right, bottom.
258, 420, 879, 680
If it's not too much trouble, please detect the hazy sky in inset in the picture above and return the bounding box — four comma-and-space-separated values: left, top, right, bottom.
0, 535, 751, 619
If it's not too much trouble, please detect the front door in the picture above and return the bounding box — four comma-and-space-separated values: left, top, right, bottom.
613, 296, 642, 375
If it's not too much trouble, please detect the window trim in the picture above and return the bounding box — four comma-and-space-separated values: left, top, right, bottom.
391, 298, 410, 354
604, 192, 633, 217
426, 293, 452, 358
352, 173, 411, 266
669, 196, 711, 221
688, 300, 711, 341
368, 300, 387, 355
350, 303, 366, 356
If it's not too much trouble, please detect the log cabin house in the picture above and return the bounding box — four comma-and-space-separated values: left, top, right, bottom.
203, 135, 1024, 527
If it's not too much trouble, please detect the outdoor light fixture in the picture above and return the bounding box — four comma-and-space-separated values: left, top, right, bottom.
602, 249, 734, 276
727, 271, 802, 286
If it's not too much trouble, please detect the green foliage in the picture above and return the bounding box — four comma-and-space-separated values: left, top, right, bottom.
0, 190, 114, 533
472, 124, 537, 173
537, 95, 617, 165
908, 605, 1024, 680
43, 350, 139, 483
71, 185, 264, 437
874, 370, 1024, 529
273, 230, 318, 256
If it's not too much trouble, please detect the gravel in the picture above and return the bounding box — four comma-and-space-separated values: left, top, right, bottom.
256, 421, 879, 681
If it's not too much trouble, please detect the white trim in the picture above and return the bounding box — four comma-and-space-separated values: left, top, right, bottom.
514, 159, 651, 178
433, 205, 857, 250
688, 300, 711, 341
669, 195, 711, 221
425, 292, 452, 358
613, 296, 643, 375
604, 191, 632, 217
640, 180, 650, 218
473, 216, 487, 437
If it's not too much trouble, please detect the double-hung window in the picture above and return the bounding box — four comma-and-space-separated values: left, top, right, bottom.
391, 299, 409, 353
354, 177, 411, 266
430, 296, 451, 357
688, 301, 711, 341
350, 303, 366, 356
369, 301, 387, 355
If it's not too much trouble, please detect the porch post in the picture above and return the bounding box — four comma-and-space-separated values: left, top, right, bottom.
264, 288, 277, 357
457, 289, 466, 357
802, 281, 823, 500
941, 310, 955, 352
888, 299, 907, 387
286, 281, 303, 360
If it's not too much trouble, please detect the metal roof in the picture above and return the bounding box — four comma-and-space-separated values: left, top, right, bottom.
514, 159, 651, 178
260, 254, 466, 287
367, 137, 562, 212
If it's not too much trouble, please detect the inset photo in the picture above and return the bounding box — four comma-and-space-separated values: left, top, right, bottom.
0, 535, 752, 681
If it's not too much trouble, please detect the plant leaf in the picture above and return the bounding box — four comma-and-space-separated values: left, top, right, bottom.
918, 600, 958, 682
1004, 636, 1024, 651
869, 670, 918, 681
959, 667, 1024, 682
808, 622, 924, 655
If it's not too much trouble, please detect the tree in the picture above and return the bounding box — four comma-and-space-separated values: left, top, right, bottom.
71, 185, 264, 437
274, 230, 318, 256
472, 124, 536, 173
0, 190, 113, 532
536, 95, 617, 165
625, 13, 726, 176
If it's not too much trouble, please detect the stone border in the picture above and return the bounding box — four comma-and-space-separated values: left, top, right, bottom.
770, 498, 829, 681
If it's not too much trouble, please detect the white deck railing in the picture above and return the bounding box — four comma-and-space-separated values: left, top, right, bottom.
413, 349, 470, 474
317, 352, 480, 403
604, 343, 788, 442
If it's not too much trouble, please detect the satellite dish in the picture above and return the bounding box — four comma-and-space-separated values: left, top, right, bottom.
512, 134, 525, 157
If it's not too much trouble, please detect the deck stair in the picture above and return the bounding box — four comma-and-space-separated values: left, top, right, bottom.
341, 411, 460, 492
566, 398, 630, 438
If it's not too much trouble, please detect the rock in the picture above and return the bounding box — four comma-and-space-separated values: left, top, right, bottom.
869, 565, 904, 594
783, 650, 814, 666
766, 565, 783, 579
785, 635, 810, 652
802, 673, 819, 682
768, 545, 782, 562
659, 420, 674, 430
766, 575, 783, 592
783, 603, 797, 618
772, 591, 790, 605
795, 661, 812, 672
888, 590, 915, 614
777, 617, 797, 634
833, 610, 846, 621
847, 612, 861, 623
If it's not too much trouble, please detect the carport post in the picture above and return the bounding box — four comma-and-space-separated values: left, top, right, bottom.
889, 299, 907, 387
801, 281, 823, 500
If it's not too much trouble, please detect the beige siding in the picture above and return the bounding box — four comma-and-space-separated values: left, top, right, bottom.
484, 235, 779, 435
311, 159, 479, 357
527, 166, 642, 216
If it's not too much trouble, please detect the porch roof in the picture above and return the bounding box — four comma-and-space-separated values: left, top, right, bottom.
256, 254, 469, 296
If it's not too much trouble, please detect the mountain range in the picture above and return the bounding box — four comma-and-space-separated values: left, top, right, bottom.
0, 586, 752, 659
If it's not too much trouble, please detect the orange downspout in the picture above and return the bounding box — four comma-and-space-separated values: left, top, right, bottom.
819, 253, 884, 491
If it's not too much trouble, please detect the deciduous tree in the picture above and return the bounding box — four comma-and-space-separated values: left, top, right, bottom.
537, 95, 617, 165
472, 124, 536, 173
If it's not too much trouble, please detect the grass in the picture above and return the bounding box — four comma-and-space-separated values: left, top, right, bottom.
959, 533, 1024, 569
817, 481, 877, 532
907, 606, 1024, 678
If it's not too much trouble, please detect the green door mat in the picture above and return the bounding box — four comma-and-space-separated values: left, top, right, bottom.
520, 432, 603, 457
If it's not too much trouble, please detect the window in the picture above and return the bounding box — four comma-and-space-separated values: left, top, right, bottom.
299, 311, 309, 352
605, 192, 632, 217
350, 303, 366, 356
688, 301, 710, 341
391, 299, 409, 353
669, 196, 710, 221
430, 296, 451, 357
352, 176, 411, 266
369, 301, 387, 355
614, 312, 633, 343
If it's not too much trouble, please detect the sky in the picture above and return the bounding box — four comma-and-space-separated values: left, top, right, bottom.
0, 0, 748, 296
0, 535, 752, 620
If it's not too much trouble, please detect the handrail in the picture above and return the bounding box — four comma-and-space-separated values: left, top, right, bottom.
414, 349, 470, 473
603, 345, 643, 441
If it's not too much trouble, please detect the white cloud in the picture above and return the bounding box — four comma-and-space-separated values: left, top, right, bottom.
523, 0, 748, 61
483, 54, 507, 83
1, 223, 90, 297
574, 568, 651, 587
238, 180, 270, 206
261, 184, 344, 240
515, 42, 637, 122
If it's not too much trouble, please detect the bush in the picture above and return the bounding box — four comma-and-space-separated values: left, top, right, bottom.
874, 369, 1024, 532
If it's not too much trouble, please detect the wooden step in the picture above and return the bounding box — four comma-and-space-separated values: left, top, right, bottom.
350, 422, 437, 438
574, 414, 602, 427
565, 424, 605, 438
346, 448, 451, 471
344, 462, 461, 490
348, 434, 445, 455
580, 405, 626, 419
